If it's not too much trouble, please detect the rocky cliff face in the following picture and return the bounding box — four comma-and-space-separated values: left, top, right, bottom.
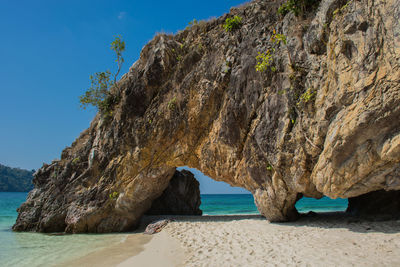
14, 0, 400, 233
146, 170, 202, 215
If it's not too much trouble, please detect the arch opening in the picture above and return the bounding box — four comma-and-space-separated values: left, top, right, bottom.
177, 166, 259, 216
295, 196, 348, 215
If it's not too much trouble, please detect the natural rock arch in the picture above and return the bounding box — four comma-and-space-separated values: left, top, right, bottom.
14, 0, 400, 233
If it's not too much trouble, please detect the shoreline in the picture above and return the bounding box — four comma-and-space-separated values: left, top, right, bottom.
117, 231, 184, 267
57, 233, 152, 267
65, 212, 400, 266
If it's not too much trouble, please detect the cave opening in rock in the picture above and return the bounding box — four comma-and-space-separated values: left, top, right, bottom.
176, 166, 260, 215
295, 196, 348, 214
346, 190, 400, 219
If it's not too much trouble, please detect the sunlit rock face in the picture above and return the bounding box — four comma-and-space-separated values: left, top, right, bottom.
13, 0, 400, 232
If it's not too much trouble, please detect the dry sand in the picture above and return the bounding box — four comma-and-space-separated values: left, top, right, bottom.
65, 213, 400, 267
153, 213, 400, 267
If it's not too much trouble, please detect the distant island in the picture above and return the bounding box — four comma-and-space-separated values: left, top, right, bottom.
0, 164, 34, 192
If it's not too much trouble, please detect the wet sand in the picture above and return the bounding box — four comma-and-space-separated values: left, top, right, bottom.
58, 233, 152, 267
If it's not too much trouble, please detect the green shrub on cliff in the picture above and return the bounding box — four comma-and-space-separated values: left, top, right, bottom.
278, 0, 300, 16
255, 50, 276, 72
223, 15, 242, 32
255, 30, 288, 73
278, 0, 321, 17
109, 191, 119, 200
266, 164, 273, 171
188, 19, 198, 26
79, 71, 113, 111
297, 88, 317, 107
71, 157, 80, 165
79, 36, 125, 116
168, 97, 177, 110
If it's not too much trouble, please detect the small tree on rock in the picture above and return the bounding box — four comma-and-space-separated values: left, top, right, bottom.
110, 36, 125, 87
79, 36, 125, 115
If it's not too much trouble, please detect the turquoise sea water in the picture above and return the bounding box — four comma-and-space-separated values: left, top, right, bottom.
200, 194, 348, 215
0, 192, 348, 266
296, 195, 348, 213
0, 192, 126, 267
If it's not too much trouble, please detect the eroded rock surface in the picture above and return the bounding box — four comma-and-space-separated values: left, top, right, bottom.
146, 170, 202, 215
144, 219, 171, 234
14, 0, 400, 232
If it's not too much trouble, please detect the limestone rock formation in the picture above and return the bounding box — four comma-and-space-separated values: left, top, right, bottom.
146, 170, 202, 215
14, 0, 400, 233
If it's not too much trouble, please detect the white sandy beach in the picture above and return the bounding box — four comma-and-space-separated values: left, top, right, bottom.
65, 213, 400, 267
122, 213, 400, 267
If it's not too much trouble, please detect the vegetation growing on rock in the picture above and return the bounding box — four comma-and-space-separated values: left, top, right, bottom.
297, 88, 317, 107
278, 0, 321, 17
223, 15, 242, 32
13, 0, 400, 233
168, 97, 177, 110
255, 50, 275, 72
79, 36, 125, 117
255, 30, 288, 73
109, 191, 119, 200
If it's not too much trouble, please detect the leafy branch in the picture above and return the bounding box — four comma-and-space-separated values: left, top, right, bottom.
110, 35, 125, 90
79, 36, 126, 116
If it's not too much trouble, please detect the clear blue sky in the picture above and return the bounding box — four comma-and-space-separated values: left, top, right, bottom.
0, 0, 249, 194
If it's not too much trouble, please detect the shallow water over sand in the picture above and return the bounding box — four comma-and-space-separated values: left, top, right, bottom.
0, 192, 347, 266
0, 192, 130, 267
